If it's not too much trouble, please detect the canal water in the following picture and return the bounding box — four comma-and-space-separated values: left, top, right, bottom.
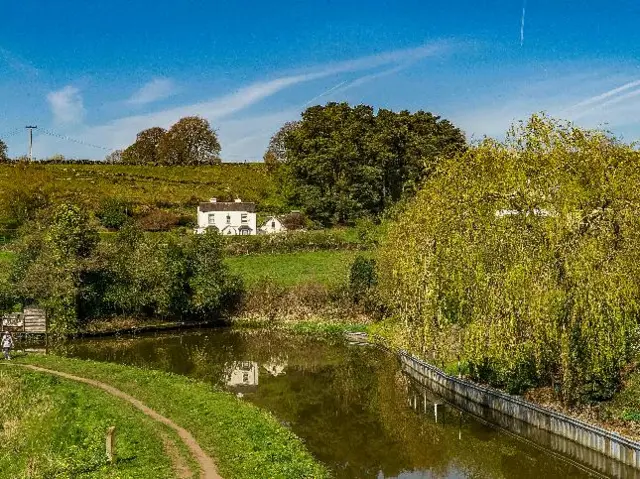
54, 328, 613, 478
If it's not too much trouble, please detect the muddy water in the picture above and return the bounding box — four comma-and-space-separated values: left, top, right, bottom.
55, 329, 613, 478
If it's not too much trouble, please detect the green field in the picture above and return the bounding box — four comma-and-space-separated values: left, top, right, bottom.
0, 163, 283, 216
227, 250, 361, 287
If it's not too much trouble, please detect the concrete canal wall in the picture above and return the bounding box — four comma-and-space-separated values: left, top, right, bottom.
399, 349, 640, 473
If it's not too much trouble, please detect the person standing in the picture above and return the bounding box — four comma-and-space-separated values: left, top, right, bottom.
2, 331, 13, 360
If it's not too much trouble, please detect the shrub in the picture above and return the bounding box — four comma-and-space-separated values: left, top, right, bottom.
96, 199, 132, 230
349, 255, 377, 297
225, 229, 364, 256
136, 209, 181, 231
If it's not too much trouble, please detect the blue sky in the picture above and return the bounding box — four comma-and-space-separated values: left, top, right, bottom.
1, 0, 640, 160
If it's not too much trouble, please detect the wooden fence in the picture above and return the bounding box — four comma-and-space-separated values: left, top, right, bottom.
1, 308, 47, 334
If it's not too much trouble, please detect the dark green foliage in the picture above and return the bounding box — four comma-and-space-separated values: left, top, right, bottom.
7, 213, 244, 329
0, 138, 8, 162
350, 256, 377, 294
283, 102, 465, 225
95, 198, 132, 229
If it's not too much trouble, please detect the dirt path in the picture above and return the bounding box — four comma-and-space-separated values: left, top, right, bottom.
14, 364, 221, 479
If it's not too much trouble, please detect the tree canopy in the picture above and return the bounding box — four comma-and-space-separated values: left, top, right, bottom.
377, 114, 640, 402
281, 103, 466, 225
121, 117, 221, 166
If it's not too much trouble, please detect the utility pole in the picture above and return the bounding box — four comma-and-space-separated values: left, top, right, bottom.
25, 125, 37, 161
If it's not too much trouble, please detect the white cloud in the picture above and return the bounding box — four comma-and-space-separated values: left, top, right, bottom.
128, 78, 177, 105
47, 86, 85, 125
34, 41, 454, 159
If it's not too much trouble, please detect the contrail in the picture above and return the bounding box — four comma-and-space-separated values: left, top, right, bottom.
303, 81, 348, 106
566, 79, 640, 114
572, 86, 640, 120
520, 1, 526, 47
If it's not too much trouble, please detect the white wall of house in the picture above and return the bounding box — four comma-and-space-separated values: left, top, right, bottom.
260, 216, 286, 234
196, 201, 257, 235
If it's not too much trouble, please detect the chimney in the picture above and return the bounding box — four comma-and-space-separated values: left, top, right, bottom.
234, 198, 242, 203
210, 198, 217, 203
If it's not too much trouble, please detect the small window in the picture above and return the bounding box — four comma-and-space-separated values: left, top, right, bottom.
243, 373, 249, 382
226, 214, 231, 224
271, 221, 276, 229
208, 213, 215, 225
241, 213, 248, 224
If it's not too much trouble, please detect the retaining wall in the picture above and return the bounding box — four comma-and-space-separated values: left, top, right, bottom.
399, 349, 640, 473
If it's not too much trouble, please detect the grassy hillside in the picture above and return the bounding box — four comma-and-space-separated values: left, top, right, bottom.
0, 163, 283, 219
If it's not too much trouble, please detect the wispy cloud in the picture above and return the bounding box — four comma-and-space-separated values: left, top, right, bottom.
0, 47, 39, 76
520, 1, 526, 47
47, 86, 85, 125
303, 81, 348, 106
36, 41, 454, 158
127, 78, 177, 105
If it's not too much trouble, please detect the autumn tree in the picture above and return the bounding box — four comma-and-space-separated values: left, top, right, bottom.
158, 116, 221, 165
121, 127, 166, 165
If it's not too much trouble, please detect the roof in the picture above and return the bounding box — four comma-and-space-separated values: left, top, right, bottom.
199, 202, 256, 213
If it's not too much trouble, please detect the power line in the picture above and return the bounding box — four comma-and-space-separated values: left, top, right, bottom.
40, 129, 113, 152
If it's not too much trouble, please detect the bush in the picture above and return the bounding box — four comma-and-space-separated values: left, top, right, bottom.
136, 209, 181, 231
96, 199, 132, 230
349, 256, 377, 297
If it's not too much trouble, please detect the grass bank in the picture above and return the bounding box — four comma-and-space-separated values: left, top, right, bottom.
0, 365, 176, 478
16, 355, 328, 479
227, 250, 361, 287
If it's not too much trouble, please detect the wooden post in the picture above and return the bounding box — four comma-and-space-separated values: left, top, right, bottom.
106, 426, 116, 463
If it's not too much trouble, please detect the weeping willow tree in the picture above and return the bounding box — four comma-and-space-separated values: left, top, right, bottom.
377, 115, 640, 402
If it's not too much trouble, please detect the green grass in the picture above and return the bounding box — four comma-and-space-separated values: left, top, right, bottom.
17, 355, 329, 479
0, 366, 175, 478
0, 250, 14, 264
227, 250, 363, 287
0, 163, 283, 216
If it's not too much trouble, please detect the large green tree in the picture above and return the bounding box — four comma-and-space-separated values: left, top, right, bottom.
282, 103, 465, 225
158, 116, 221, 165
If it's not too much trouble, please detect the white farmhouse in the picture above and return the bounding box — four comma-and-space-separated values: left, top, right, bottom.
196, 198, 257, 235
260, 215, 287, 234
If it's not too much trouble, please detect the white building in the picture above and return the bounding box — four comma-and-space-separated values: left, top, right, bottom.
226, 361, 259, 387
260, 215, 287, 234
196, 198, 257, 235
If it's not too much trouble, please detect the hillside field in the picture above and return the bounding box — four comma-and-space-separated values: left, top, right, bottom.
0, 163, 283, 220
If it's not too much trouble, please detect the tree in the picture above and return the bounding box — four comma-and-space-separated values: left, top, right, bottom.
104, 149, 123, 164
0, 139, 8, 163
158, 116, 221, 165
122, 127, 166, 165
377, 114, 640, 402
283, 102, 465, 225
266, 121, 300, 163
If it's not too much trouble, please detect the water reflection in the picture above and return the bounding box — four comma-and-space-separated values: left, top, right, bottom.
54, 329, 613, 478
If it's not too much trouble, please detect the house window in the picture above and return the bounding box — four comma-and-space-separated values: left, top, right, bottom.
241, 213, 248, 224
226, 214, 231, 224
208, 214, 215, 225
243, 373, 249, 382
271, 221, 276, 229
